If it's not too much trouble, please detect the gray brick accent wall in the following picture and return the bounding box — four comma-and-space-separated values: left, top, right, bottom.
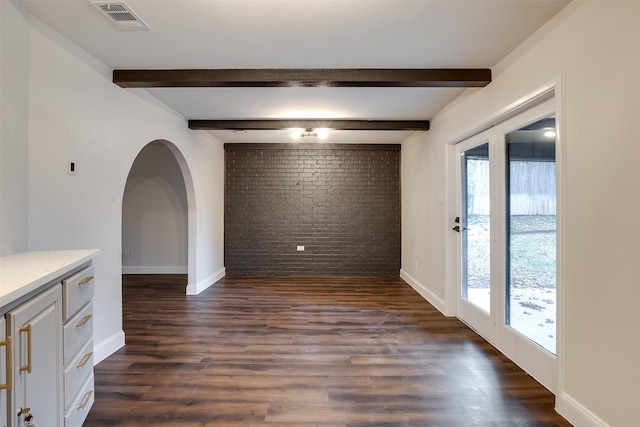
224, 144, 401, 276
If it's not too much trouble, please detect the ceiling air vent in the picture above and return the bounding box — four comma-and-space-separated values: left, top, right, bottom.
90, 1, 150, 30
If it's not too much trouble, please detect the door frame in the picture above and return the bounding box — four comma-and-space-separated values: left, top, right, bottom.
446, 82, 564, 394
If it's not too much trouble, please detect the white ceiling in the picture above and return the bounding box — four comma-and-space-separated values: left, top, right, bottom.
19, 0, 571, 144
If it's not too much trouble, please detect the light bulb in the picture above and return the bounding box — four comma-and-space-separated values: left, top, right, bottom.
316, 129, 329, 140
544, 130, 556, 138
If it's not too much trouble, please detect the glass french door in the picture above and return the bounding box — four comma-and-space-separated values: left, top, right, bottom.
455, 97, 559, 392
456, 129, 495, 342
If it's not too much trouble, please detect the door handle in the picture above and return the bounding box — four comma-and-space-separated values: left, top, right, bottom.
19, 324, 32, 373
0, 336, 12, 391
452, 224, 468, 232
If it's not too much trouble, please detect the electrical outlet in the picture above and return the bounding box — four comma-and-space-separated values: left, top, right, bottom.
297, 246, 305, 251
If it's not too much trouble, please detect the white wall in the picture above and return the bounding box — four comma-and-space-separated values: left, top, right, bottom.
122, 142, 188, 274
400, 128, 449, 313
402, 2, 640, 426
0, 1, 30, 255
7, 7, 226, 362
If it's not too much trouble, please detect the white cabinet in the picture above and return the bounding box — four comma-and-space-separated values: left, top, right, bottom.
1, 318, 7, 427
7, 284, 63, 427
61, 267, 95, 427
0, 251, 99, 427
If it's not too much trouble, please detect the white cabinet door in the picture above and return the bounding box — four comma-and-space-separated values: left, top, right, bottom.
0, 317, 7, 427
8, 285, 63, 427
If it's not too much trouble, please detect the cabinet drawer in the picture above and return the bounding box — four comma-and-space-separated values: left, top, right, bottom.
1, 318, 7, 427
63, 302, 93, 365
62, 266, 95, 321
64, 373, 94, 427
64, 339, 93, 409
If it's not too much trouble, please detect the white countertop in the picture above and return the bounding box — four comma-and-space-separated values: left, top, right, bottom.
0, 249, 100, 310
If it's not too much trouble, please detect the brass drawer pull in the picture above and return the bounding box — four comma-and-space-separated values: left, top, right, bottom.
0, 336, 12, 391
77, 352, 93, 368
78, 276, 94, 285
76, 314, 93, 327
78, 390, 93, 410
19, 324, 32, 373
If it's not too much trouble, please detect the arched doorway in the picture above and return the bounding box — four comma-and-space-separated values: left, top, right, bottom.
122, 140, 196, 292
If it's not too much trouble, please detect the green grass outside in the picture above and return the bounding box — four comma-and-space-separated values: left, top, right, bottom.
467, 215, 556, 289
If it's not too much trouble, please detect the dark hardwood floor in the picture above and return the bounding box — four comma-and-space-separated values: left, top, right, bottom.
84, 275, 571, 426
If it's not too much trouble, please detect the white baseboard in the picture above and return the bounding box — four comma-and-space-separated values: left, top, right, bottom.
122, 265, 188, 274
93, 330, 125, 365
400, 269, 449, 315
186, 267, 225, 295
556, 392, 609, 427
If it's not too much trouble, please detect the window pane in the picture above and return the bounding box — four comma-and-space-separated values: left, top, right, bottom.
506, 116, 556, 354
462, 143, 490, 313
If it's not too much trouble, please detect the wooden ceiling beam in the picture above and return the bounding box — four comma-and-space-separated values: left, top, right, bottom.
188, 119, 430, 131
114, 68, 491, 88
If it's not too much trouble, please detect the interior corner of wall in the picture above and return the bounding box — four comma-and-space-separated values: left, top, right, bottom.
400, 269, 448, 315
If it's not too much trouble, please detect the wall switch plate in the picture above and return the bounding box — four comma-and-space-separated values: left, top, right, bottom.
297, 246, 305, 251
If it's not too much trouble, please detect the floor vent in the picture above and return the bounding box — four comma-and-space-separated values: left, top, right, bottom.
90, 1, 150, 30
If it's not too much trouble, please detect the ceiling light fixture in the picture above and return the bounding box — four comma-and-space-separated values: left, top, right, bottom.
543, 130, 557, 138
290, 128, 329, 141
